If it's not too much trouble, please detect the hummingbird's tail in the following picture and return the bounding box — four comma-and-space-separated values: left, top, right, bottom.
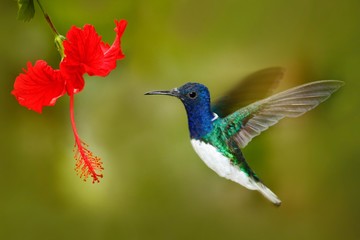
243, 163, 282, 206
228, 139, 282, 206
252, 181, 281, 206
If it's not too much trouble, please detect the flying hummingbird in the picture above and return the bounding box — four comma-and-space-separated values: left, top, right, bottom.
145, 68, 343, 206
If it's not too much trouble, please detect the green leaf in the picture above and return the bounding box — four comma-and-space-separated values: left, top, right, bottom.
17, 0, 35, 22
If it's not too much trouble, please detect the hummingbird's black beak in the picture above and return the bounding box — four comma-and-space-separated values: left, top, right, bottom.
145, 88, 180, 97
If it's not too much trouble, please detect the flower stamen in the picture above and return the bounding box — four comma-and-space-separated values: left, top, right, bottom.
70, 94, 103, 183
73, 140, 103, 183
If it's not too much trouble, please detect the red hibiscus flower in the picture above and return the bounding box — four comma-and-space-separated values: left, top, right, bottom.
12, 19, 127, 183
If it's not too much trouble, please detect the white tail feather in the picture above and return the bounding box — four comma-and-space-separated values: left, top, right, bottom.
254, 181, 281, 206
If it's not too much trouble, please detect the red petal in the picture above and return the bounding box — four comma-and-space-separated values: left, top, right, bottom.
60, 60, 85, 95
62, 24, 107, 77
62, 20, 127, 78
11, 60, 66, 113
99, 19, 127, 75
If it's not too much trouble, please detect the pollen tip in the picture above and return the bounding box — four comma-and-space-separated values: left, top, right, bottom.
92, 175, 102, 184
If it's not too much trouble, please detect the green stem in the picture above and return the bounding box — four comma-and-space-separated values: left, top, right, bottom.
36, 0, 60, 36
36, 0, 65, 59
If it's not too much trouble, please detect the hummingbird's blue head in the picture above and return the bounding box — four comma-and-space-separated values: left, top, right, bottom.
145, 82, 216, 139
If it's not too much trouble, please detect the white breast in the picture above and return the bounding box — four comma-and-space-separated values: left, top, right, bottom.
190, 139, 257, 190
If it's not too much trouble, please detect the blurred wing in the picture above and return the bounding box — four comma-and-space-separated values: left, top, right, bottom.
224, 80, 344, 148
212, 67, 284, 118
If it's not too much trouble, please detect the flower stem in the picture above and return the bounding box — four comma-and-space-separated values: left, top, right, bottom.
70, 94, 103, 183
36, 0, 65, 58
36, 0, 60, 36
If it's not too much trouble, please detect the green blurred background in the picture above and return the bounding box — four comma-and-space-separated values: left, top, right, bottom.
1, 0, 359, 239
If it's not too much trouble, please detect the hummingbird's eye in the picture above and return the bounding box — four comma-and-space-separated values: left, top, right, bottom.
188, 91, 197, 99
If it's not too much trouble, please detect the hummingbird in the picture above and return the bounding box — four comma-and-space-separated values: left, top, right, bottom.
145, 68, 343, 206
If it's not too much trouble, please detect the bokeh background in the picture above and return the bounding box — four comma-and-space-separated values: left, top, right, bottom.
1, 0, 359, 239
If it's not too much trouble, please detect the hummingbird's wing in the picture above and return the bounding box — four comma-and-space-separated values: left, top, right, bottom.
223, 80, 344, 148
212, 67, 284, 118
